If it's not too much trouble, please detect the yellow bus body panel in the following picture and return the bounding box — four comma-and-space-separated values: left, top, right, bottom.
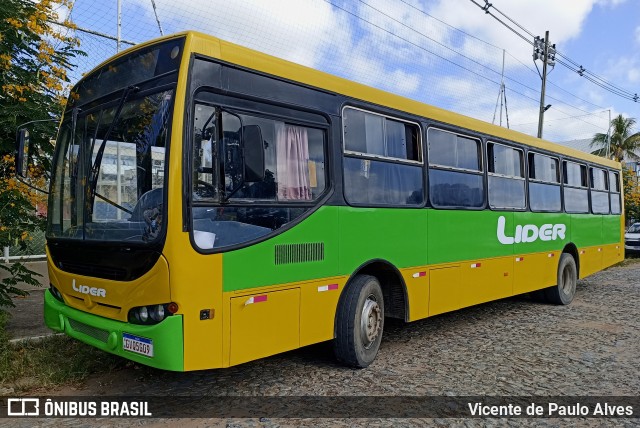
46, 248, 171, 322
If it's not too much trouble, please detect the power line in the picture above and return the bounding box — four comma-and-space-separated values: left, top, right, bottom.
324, 0, 503, 88
468, 0, 639, 103
393, 0, 608, 112
511, 110, 610, 127
327, 0, 538, 109
503, 51, 607, 110
325, 0, 606, 130
468, 0, 533, 46
396, 0, 503, 50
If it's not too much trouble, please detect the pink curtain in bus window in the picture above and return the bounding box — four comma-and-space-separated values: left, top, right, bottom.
276, 123, 312, 200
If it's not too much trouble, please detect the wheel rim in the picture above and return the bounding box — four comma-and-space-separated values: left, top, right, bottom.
561, 264, 575, 295
360, 294, 381, 350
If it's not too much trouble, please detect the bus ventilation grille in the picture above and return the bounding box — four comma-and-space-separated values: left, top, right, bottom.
68, 318, 110, 343
57, 261, 127, 281
274, 243, 324, 265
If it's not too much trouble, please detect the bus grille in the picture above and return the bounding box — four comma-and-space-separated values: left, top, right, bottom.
57, 261, 127, 281
275, 243, 324, 265
68, 319, 110, 343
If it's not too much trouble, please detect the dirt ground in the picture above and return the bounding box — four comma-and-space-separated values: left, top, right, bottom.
6, 289, 48, 340
3, 259, 640, 427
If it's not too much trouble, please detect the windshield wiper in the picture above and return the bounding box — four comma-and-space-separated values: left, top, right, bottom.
94, 192, 133, 215
88, 85, 139, 202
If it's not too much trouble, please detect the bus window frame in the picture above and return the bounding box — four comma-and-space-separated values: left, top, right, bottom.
527, 151, 562, 213
562, 159, 590, 214
486, 140, 527, 211
608, 169, 621, 215
341, 105, 424, 166
340, 104, 426, 209
426, 126, 486, 211
589, 165, 610, 215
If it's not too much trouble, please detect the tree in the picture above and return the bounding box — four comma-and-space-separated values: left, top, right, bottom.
623, 166, 640, 223
0, 0, 83, 307
590, 114, 640, 162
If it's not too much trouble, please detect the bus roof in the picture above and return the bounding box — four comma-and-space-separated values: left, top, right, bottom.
87, 30, 621, 170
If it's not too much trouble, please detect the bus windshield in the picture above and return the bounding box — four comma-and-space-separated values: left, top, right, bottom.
47, 89, 173, 243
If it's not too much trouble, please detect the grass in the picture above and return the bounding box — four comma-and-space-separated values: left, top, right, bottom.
0, 310, 129, 393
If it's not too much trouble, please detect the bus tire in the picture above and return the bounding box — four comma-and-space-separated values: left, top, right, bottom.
334, 274, 384, 368
544, 253, 577, 305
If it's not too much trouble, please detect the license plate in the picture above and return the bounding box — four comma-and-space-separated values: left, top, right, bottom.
122, 333, 154, 357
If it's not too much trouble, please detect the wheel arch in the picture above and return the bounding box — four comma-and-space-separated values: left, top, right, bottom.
335, 259, 409, 334
562, 242, 580, 278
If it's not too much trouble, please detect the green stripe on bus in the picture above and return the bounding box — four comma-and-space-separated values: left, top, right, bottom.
223, 207, 619, 292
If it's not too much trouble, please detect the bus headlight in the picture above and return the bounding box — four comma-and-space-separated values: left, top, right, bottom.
128, 303, 176, 325
138, 306, 149, 322
149, 304, 164, 322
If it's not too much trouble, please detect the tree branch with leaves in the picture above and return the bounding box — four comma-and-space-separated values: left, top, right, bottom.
0, 0, 84, 307
590, 114, 640, 162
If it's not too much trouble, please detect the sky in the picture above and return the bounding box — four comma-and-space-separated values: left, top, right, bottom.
59, 0, 640, 146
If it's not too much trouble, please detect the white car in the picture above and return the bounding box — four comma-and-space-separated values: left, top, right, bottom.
625, 223, 640, 253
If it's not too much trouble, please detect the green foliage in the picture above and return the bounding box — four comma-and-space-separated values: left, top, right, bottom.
622, 166, 640, 223
0, 0, 83, 307
0, 264, 40, 308
590, 115, 640, 162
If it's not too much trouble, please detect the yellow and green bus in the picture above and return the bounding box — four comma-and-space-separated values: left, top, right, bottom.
22, 31, 624, 371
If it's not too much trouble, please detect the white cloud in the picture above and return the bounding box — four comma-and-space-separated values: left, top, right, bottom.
131, 0, 352, 69
596, 0, 628, 7
428, 0, 600, 66
602, 56, 640, 85
120, 0, 622, 142
130, 0, 425, 97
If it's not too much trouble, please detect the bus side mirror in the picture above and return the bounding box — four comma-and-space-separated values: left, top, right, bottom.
243, 125, 265, 182
16, 128, 30, 178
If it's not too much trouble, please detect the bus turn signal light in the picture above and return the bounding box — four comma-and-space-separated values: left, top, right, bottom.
167, 302, 179, 314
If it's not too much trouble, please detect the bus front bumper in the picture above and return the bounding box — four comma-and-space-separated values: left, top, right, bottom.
44, 290, 184, 371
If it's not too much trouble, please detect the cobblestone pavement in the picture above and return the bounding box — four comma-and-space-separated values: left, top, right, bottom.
4, 259, 640, 427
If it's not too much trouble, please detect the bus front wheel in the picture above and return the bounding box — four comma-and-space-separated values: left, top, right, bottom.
334, 274, 384, 368
545, 253, 578, 305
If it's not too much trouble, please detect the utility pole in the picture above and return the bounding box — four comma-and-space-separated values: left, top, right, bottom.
534, 31, 555, 139
116, 0, 122, 53
606, 109, 611, 159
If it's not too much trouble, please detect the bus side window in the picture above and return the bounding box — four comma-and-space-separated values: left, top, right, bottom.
590, 167, 610, 214
528, 152, 561, 212
609, 171, 621, 215
563, 160, 589, 214
487, 142, 525, 210
342, 108, 423, 207
427, 128, 484, 208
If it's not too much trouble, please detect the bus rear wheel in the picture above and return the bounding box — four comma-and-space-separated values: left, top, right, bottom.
544, 253, 577, 305
334, 274, 384, 368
